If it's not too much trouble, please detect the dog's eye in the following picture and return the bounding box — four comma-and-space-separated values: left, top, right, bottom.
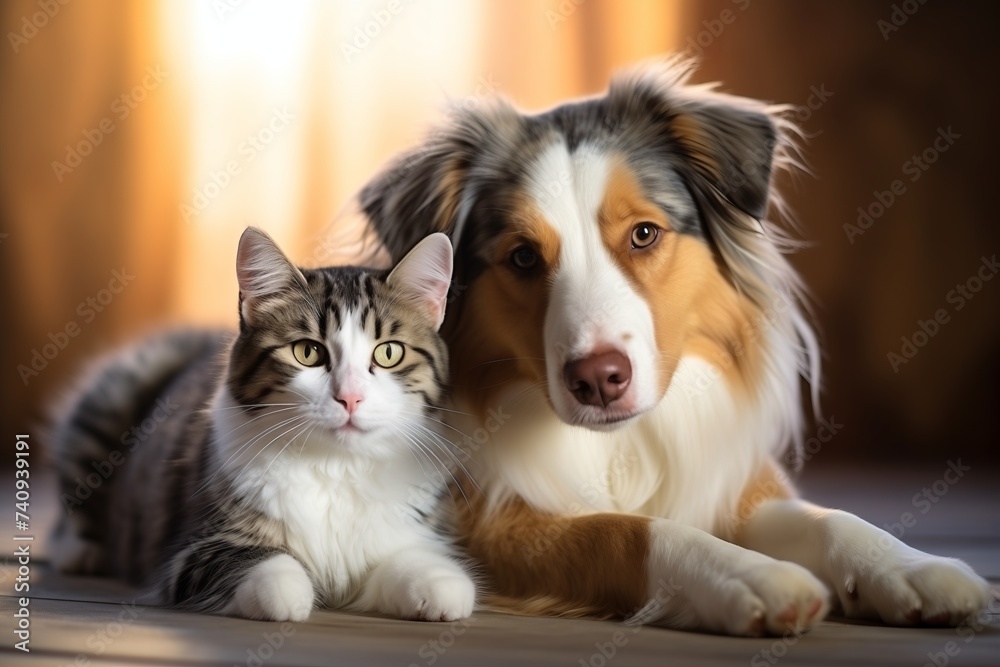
510, 246, 538, 271
291, 340, 328, 367
631, 224, 658, 249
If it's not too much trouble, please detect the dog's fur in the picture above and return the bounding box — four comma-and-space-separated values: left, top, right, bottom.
357, 59, 991, 635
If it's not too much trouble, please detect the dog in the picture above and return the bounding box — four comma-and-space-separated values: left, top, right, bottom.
356, 59, 991, 635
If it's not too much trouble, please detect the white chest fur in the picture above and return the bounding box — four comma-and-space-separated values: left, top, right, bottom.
211, 391, 447, 606
459, 352, 798, 537
244, 454, 441, 604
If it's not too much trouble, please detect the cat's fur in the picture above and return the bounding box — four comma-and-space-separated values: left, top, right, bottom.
51, 229, 476, 622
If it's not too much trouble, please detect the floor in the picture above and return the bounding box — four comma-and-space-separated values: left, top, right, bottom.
2, 467, 998, 666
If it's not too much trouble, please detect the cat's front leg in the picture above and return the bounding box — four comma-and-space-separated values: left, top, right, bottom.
358, 549, 475, 621
737, 498, 992, 625
225, 553, 315, 622
168, 541, 315, 622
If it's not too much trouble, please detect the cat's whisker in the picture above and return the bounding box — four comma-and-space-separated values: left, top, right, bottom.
216, 413, 307, 470
396, 419, 468, 472
390, 423, 454, 482
214, 406, 301, 442
423, 440, 484, 501
297, 421, 321, 459
387, 424, 437, 487
230, 415, 311, 484
397, 409, 473, 439
472, 356, 546, 370
394, 418, 483, 496
203, 403, 298, 412
486, 380, 548, 412
424, 405, 473, 417
391, 421, 476, 511
190, 413, 308, 498
406, 438, 473, 513
259, 420, 313, 477
281, 388, 314, 403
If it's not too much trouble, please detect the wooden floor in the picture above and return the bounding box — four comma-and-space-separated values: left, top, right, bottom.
2, 467, 998, 666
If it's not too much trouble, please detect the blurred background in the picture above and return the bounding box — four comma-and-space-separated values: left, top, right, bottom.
1, 0, 997, 469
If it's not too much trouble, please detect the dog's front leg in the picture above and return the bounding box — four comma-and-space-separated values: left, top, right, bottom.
735, 497, 992, 625
461, 497, 828, 635
640, 517, 830, 634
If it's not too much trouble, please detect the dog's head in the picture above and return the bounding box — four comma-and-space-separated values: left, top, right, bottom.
362, 60, 814, 431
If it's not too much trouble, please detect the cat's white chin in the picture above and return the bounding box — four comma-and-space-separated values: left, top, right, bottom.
311, 424, 400, 459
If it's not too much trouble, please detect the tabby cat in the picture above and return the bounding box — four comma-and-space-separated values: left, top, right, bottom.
51, 228, 476, 622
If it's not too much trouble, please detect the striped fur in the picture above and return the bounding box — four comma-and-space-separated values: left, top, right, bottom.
51, 229, 476, 622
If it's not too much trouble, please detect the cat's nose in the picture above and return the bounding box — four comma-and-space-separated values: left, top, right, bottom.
335, 392, 364, 415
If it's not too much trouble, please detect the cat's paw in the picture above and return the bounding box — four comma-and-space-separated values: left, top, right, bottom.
383, 570, 476, 622
715, 559, 830, 636
831, 547, 991, 626
226, 554, 315, 622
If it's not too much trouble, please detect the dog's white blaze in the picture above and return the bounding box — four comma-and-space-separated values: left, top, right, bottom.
526, 140, 660, 423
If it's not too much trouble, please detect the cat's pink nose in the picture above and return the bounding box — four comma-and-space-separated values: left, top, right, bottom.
335, 392, 364, 415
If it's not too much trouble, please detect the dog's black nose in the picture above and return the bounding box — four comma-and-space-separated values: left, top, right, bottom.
563, 350, 632, 407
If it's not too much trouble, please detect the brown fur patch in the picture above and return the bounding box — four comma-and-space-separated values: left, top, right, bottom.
598, 160, 764, 397
444, 196, 561, 416
452, 485, 651, 618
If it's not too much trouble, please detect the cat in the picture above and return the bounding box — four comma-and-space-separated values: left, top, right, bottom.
50, 227, 476, 622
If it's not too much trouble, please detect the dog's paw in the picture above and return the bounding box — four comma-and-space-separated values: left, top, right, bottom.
640, 523, 830, 636
226, 554, 314, 622
381, 570, 476, 622
716, 559, 830, 636
831, 548, 991, 626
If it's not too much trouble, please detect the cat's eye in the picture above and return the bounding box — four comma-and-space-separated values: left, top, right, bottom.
291, 340, 328, 367
510, 245, 538, 271
631, 223, 659, 249
372, 341, 405, 369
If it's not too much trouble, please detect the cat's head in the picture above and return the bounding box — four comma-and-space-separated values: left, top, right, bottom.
223, 227, 453, 462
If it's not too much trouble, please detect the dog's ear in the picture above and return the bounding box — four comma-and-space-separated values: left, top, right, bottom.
359, 102, 524, 263
612, 62, 783, 221
359, 137, 469, 264
669, 96, 778, 220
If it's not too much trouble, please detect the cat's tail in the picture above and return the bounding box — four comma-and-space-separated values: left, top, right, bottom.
48, 329, 227, 576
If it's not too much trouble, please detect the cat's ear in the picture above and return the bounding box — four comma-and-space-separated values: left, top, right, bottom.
236, 227, 308, 321
386, 233, 453, 330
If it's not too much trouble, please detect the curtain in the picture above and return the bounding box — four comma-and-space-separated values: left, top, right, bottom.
0, 0, 682, 450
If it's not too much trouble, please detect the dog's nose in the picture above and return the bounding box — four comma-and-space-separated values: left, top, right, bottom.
563, 350, 632, 407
